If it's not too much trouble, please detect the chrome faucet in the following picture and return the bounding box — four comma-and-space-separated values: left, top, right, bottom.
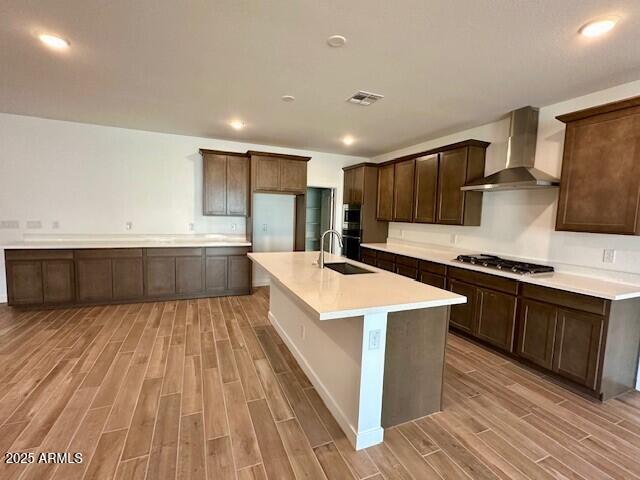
317, 229, 343, 268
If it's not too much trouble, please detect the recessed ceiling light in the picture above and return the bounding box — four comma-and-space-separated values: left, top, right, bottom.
579, 17, 618, 37
38, 33, 70, 50
342, 135, 355, 146
327, 34, 347, 48
281, 95, 295, 102
229, 120, 245, 130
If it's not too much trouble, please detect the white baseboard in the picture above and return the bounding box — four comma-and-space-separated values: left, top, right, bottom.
268, 310, 383, 450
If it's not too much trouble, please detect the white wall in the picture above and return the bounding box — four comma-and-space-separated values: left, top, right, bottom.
372, 80, 640, 285
0, 113, 366, 302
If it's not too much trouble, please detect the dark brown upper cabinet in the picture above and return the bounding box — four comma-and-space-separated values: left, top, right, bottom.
413, 154, 439, 223
343, 166, 364, 205
556, 96, 640, 235
393, 159, 415, 222
376, 163, 395, 221
201, 150, 249, 217
249, 151, 310, 195
376, 140, 488, 226
436, 144, 486, 226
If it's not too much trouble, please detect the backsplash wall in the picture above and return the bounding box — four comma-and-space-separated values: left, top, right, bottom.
373, 79, 640, 285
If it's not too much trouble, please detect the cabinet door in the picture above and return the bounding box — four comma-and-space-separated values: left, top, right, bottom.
556, 111, 640, 234
351, 167, 364, 205
77, 258, 113, 302
205, 256, 228, 294
419, 271, 446, 289
203, 153, 227, 215
176, 256, 204, 295
395, 265, 418, 280
448, 279, 476, 334
377, 164, 395, 221
280, 159, 307, 193
414, 154, 439, 223
516, 299, 558, 370
475, 288, 517, 352
228, 255, 250, 291
145, 257, 176, 297
393, 159, 415, 222
43, 260, 75, 304
437, 147, 468, 224
255, 156, 281, 191
112, 257, 144, 300
7, 261, 43, 305
343, 169, 353, 204
552, 308, 604, 389
227, 155, 249, 216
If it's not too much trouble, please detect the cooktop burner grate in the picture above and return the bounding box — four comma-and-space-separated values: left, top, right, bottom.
455, 254, 554, 275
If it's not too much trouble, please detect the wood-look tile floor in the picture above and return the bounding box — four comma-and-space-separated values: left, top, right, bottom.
1, 288, 640, 480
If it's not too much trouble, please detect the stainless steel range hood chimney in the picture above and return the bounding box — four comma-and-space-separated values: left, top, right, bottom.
461, 107, 559, 192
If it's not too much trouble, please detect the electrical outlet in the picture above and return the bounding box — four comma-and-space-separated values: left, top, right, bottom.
603, 249, 616, 264
262, 224, 268, 232
125, 221, 133, 231
189, 223, 194, 231
300, 325, 306, 340
450, 234, 458, 244
0, 220, 19, 229
52, 220, 60, 229
368, 329, 381, 351
231, 223, 237, 232
26, 220, 42, 229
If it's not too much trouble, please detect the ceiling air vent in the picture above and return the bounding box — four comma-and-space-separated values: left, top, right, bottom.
346, 90, 384, 106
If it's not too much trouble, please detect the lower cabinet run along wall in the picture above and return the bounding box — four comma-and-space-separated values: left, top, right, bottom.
361, 246, 640, 401
5, 246, 251, 307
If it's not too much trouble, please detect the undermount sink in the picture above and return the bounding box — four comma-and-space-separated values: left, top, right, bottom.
324, 262, 374, 275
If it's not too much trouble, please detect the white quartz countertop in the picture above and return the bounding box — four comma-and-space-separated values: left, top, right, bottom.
361, 242, 640, 301
3, 234, 251, 249
248, 251, 465, 320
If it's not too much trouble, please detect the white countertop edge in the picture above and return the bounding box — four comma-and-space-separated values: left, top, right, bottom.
317, 297, 467, 321
361, 243, 640, 301
3, 241, 252, 249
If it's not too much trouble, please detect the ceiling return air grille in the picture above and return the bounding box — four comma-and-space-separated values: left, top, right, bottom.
346, 90, 384, 106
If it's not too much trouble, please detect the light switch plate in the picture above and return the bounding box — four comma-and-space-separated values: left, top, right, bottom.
603, 249, 616, 263
368, 329, 381, 350
125, 221, 133, 231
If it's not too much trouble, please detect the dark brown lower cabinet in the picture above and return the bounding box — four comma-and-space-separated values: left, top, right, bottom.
553, 308, 604, 389
475, 287, 517, 351
5, 246, 251, 307
419, 271, 446, 288
517, 299, 558, 370
448, 279, 477, 335
6, 250, 76, 306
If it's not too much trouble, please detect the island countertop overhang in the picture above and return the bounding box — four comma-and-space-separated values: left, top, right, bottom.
248, 251, 466, 320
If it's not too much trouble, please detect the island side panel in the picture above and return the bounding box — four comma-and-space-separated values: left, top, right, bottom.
382, 306, 449, 427
268, 281, 365, 445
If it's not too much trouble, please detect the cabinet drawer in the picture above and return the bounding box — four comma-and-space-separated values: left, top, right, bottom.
448, 267, 518, 295
145, 248, 203, 257
520, 283, 608, 316
6, 249, 74, 261
377, 251, 396, 263
395, 265, 418, 280
419, 272, 446, 289
205, 247, 249, 256
75, 249, 143, 258
361, 253, 377, 267
376, 259, 395, 272
395, 255, 418, 268
419, 260, 446, 276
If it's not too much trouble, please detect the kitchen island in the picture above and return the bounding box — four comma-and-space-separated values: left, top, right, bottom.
248, 251, 465, 450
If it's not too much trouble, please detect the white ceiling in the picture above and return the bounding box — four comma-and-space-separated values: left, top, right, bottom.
1, 1, 640, 157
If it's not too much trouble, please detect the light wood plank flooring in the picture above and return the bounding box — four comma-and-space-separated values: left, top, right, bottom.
1, 288, 640, 479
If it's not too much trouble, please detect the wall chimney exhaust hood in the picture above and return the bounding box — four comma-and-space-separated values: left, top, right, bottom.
461, 107, 559, 192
